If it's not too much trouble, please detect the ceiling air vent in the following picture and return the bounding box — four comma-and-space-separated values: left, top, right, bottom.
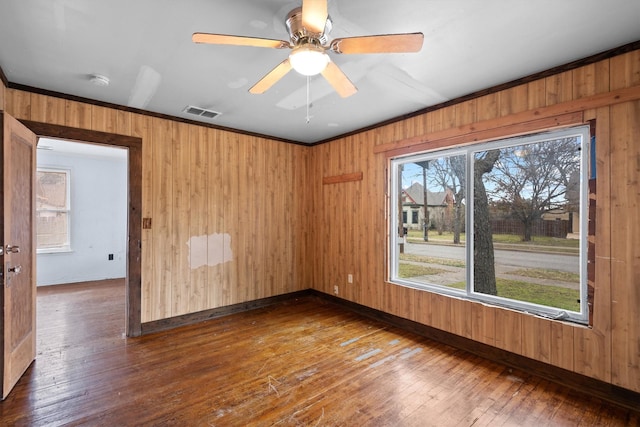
183, 105, 221, 119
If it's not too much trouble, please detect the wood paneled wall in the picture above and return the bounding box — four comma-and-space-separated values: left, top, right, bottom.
310, 49, 640, 393
3, 91, 312, 323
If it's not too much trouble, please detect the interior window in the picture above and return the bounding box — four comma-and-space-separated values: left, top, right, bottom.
36, 168, 71, 252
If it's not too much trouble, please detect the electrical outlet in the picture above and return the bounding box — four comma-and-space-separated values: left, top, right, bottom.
334, 285, 339, 295
108, 254, 114, 261
347, 274, 353, 284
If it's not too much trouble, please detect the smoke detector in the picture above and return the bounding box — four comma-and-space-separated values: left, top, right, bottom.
89, 74, 110, 87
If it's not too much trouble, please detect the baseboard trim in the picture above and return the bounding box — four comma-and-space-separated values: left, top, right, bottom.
140, 290, 312, 335
308, 290, 640, 413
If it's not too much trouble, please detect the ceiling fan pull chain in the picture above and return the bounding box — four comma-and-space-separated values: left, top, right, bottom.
306, 75, 311, 124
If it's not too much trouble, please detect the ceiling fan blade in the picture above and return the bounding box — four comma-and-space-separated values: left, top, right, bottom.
249, 58, 293, 94
330, 33, 424, 54
321, 61, 357, 98
193, 33, 290, 49
301, 0, 328, 34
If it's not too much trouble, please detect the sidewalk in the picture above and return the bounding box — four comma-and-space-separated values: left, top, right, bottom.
405, 237, 579, 255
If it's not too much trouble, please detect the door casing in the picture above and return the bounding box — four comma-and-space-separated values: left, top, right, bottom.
20, 120, 143, 337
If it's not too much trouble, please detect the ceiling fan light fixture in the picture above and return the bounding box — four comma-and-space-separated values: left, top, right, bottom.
289, 44, 329, 76
193, 2, 423, 97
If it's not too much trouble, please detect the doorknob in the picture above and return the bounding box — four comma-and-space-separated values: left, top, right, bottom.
6, 245, 20, 253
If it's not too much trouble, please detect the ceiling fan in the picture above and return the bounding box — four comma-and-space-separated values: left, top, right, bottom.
193, 0, 424, 98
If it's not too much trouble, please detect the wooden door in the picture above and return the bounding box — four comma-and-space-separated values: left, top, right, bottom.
0, 112, 37, 400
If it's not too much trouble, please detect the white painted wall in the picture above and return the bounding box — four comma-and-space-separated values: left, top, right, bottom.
36, 140, 128, 286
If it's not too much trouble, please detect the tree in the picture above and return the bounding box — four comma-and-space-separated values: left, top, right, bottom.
415, 160, 430, 241
397, 164, 405, 253
473, 150, 500, 296
428, 154, 466, 244
484, 138, 580, 242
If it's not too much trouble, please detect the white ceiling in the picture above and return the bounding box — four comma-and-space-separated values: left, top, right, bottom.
1, 0, 639, 144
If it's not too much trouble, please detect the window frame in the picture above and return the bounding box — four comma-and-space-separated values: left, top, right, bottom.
36, 167, 72, 254
389, 125, 590, 324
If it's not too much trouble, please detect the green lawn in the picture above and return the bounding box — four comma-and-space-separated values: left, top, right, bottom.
398, 263, 449, 278
508, 268, 579, 283
399, 253, 465, 268
444, 279, 579, 311
494, 278, 580, 311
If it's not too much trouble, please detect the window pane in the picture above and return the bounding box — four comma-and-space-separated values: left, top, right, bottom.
36, 169, 70, 251
472, 137, 582, 312
398, 154, 466, 290
37, 211, 69, 249
37, 170, 68, 210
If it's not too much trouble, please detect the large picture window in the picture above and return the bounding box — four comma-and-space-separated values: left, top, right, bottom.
390, 126, 589, 323
36, 168, 71, 252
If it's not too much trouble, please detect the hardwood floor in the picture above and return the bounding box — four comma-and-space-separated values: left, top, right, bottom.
1, 280, 638, 426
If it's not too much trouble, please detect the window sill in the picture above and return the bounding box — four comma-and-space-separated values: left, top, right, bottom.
37, 247, 73, 255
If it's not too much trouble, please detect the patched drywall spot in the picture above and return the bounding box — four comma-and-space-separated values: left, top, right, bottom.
188, 235, 208, 269
207, 233, 233, 267
187, 233, 233, 269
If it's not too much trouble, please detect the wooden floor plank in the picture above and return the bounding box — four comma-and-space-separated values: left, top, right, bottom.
0, 280, 638, 426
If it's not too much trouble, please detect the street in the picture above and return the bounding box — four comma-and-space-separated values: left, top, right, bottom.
404, 241, 579, 274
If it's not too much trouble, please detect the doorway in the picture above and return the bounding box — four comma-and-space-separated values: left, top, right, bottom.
21, 120, 142, 337
36, 138, 128, 287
